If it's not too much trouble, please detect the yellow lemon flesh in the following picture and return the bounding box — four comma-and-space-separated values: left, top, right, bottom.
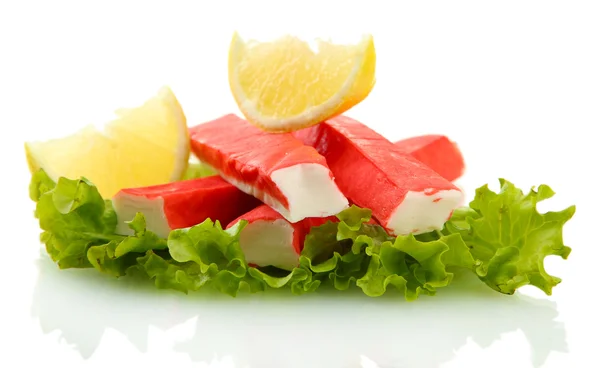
228, 33, 376, 132
25, 86, 190, 198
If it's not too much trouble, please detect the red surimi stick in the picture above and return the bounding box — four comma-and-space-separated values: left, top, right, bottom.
395, 134, 465, 182
188, 114, 349, 223
226, 204, 337, 270
294, 116, 463, 236
112, 176, 260, 238
227, 205, 305, 270
111, 123, 466, 272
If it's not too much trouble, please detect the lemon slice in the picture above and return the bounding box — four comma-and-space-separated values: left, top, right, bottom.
25, 87, 190, 198
228, 33, 376, 132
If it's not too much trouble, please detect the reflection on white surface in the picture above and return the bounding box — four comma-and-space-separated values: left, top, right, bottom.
32, 254, 566, 368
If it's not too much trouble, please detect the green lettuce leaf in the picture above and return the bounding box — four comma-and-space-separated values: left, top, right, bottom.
355, 233, 471, 300
87, 213, 168, 277
299, 206, 478, 300
181, 161, 218, 180
299, 178, 575, 300
29, 169, 574, 299
299, 219, 365, 292
31, 170, 121, 269
29, 169, 56, 201
130, 251, 210, 293
166, 220, 252, 296
248, 267, 318, 294
444, 179, 575, 295
29, 169, 317, 296
166, 220, 317, 296
30, 170, 168, 276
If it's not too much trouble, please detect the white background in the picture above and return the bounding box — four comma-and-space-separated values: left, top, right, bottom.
0, 1, 599, 367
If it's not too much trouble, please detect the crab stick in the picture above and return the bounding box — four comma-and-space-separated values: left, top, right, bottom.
293, 116, 463, 236
227, 205, 305, 270
189, 114, 349, 223
227, 205, 337, 270
395, 135, 465, 182
113, 176, 260, 238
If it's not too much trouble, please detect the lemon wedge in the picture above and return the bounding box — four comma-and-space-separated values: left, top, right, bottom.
228, 33, 376, 132
25, 86, 189, 198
